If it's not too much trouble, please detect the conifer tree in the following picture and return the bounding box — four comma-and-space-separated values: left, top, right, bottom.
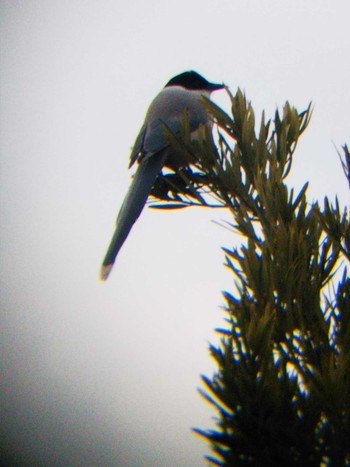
150, 90, 350, 466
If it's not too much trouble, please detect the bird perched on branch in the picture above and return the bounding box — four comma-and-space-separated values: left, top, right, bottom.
100, 70, 225, 280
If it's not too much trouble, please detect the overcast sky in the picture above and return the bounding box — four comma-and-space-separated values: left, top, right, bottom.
1, 1, 349, 465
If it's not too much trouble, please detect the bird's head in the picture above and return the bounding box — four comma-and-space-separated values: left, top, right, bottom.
165, 70, 225, 92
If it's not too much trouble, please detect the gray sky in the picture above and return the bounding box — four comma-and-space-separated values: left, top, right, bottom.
1, 0, 349, 465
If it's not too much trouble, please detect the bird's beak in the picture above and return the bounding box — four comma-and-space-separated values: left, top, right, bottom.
208, 82, 226, 91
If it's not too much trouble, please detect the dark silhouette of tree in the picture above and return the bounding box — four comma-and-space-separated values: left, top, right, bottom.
151, 90, 350, 466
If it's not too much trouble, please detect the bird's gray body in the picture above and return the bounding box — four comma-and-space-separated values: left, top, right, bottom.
130, 86, 211, 167
100, 72, 224, 280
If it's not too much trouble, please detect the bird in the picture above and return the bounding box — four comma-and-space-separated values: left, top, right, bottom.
100, 70, 225, 280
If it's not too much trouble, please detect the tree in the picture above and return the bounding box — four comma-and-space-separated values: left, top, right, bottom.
150, 90, 350, 466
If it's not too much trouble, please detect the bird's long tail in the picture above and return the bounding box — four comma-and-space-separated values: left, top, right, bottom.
100, 152, 166, 281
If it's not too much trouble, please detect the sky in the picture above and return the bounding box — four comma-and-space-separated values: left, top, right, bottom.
1, 0, 349, 465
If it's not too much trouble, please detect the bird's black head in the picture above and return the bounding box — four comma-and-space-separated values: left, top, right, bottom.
165, 70, 224, 91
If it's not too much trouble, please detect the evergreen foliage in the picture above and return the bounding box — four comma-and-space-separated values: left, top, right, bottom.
150, 90, 350, 466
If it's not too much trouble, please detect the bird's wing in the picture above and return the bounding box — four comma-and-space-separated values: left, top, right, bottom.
130, 105, 209, 166
143, 111, 208, 155
129, 123, 147, 168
